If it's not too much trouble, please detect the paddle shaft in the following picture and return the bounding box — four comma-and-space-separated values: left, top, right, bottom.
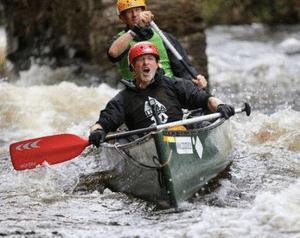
150, 21, 197, 79
105, 105, 249, 141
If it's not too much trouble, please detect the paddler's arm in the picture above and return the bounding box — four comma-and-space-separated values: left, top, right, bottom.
207, 97, 223, 112
90, 123, 102, 132
108, 32, 134, 59
89, 93, 126, 147
207, 97, 235, 119
108, 11, 154, 59
173, 78, 234, 119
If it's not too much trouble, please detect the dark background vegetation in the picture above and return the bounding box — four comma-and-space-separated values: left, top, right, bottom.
1, 0, 300, 26
198, 0, 300, 25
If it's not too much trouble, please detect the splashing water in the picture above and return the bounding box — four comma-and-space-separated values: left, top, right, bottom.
0, 24, 300, 237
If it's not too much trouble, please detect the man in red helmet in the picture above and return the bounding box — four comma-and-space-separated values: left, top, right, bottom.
89, 42, 234, 147
107, 0, 207, 89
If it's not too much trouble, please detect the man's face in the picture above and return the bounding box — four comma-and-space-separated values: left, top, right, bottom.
132, 54, 159, 87
120, 7, 144, 28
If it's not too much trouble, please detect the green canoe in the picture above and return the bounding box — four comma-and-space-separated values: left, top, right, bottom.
97, 118, 233, 208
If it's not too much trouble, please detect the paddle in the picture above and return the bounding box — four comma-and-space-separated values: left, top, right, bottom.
150, 21, 198, 80
10, 134, 89, 171
9, 103, 251, 171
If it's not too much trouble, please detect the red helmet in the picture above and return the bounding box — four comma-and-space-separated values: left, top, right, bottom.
128, 41, 160, 65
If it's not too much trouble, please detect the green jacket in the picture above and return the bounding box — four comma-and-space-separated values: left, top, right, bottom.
108, 27, 199, 82
117, 29, 173, 81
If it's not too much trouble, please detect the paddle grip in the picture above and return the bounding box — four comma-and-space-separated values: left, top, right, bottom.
235, 103, 251, 116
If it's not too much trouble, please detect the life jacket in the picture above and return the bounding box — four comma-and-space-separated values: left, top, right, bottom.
117, 29, 174, 81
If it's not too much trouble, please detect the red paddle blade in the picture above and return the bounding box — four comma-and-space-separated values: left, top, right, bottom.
9, 134, 89, 171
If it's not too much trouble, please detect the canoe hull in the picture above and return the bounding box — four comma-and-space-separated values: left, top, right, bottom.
98, 119, 233, 208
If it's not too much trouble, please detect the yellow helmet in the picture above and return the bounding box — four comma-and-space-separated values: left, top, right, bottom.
117, 0, 146, 15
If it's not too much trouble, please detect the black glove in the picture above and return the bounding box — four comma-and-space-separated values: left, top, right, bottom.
217, 104, 235, 119
131, 25, 153, 41
88, 128, 107, 147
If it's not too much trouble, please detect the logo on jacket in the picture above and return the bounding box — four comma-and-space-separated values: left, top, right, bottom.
144, 97, 168, 124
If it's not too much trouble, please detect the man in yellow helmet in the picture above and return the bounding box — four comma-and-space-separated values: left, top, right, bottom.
108, 0, 207, 89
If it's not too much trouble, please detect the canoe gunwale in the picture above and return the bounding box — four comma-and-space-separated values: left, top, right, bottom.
162, 118, 226, 136
101, 118, 226, 170
104, 117, 226, 149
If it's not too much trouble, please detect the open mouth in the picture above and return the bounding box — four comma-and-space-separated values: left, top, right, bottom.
142, 67, 151, 74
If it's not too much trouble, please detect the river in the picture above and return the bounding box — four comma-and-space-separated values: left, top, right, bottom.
0, 24, 300, 238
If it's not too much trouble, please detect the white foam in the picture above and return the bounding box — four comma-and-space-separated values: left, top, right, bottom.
0, 81, 118, 141
207, 26, 300, 89
17, 64, 77, 86
279, 38, 300, 54
186, 179, 300, 238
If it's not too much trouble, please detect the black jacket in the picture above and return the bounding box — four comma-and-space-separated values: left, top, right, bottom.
97, 69, 211, 132
107, 26, 197, 80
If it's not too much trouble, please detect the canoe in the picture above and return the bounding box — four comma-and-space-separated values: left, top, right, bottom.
9, 111, 234, 208
98, 118, 233, 208
10, 105, 249, 207
9, 112, 237, 208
